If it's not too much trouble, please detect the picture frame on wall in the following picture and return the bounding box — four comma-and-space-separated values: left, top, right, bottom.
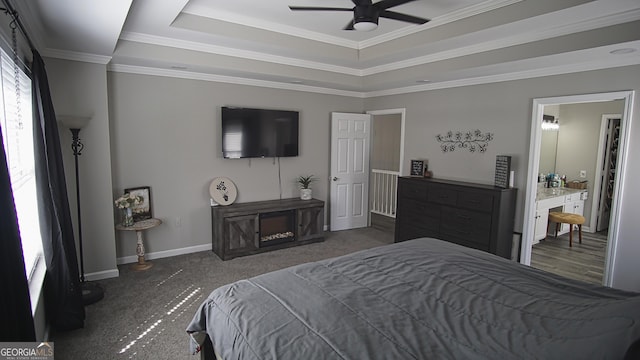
124, 186, 152, 221
410, 160, 425, 177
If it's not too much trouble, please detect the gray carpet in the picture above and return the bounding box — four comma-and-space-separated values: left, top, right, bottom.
52, 226, 393, 360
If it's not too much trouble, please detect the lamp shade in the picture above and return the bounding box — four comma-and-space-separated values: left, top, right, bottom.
58, 115, 91, 129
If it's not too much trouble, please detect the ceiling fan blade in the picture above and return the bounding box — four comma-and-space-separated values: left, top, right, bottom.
351, 0, 372, 6
343, 20, 355, 30
374, 0, 417, 11
289, 6, 352, 11
379, 10, 429, 25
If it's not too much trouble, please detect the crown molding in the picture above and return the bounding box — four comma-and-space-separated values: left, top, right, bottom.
182, 0, 521, 50
107, 63, 365, 98
119, 32, 361, 76
121, 6, 640, 81
41, 48, 112, 64
362, 7, 640, 76
107, 54, 640, 100
180, 5, 359, 49
364, 56, 640, 98
359, 0, 522, 49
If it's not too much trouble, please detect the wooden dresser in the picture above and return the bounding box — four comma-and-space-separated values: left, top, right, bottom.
395, 177, 517, 259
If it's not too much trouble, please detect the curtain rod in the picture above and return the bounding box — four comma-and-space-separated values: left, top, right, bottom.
1, 0, 35, 51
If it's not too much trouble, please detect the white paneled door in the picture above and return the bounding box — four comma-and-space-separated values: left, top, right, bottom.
330, 112, 371, 231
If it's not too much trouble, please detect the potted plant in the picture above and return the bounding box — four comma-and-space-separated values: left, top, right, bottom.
297, 175, 316, 200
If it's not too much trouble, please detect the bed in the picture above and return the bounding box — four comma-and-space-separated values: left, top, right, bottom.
186, 238, 640, 359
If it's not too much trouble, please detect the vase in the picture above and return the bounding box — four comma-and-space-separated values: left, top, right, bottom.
122, 207, 134, 227
300, 188, 312, 200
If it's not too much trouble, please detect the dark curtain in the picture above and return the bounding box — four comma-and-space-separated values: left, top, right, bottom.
0, 127, 36, 341
32, 49, 85, 331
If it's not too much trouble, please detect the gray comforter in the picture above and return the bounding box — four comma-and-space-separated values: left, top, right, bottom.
187, 238, 640, 359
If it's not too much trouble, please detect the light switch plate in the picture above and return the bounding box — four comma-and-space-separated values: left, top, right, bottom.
579, 170, 586, 178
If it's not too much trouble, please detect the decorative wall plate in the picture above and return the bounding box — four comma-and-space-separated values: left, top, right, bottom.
209, 177, 237, 206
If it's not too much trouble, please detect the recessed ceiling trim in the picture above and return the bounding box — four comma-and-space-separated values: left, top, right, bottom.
362, 7, 640, 76
120, 31, 362, 76
107, 51, 640, 100
119, 4, 639, 83
181, 4, 359, 49
359, 0, 522, 49
365, 54, 640, 98
182, 0, 522, 51
108, 63, 365, 98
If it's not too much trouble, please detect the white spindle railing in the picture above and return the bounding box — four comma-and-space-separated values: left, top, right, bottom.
370, 169, 399, 218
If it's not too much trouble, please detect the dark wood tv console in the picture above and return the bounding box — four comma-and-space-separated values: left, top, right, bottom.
211, 198, 324, 260
395, 177, 517, 259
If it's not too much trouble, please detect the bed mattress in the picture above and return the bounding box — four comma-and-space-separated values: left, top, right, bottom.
187, 238, 640, 359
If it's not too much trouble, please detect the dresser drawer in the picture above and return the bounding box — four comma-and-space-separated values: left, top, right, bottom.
427, 185, 457, 205
398, 180, 428, 201
456, 191, 494, 213
440, 207, 491, 247
398, 199, 440, 232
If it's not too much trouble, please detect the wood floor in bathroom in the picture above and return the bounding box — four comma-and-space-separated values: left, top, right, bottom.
531, 229, 607, 285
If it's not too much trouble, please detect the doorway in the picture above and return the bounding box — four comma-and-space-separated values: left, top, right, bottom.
521, 91, 634, 287
594, 115, 621, 232
367, 109, 405, 230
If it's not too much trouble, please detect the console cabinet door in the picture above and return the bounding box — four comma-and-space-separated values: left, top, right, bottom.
534, 208, 549, 242
297, 206, 324, 242
224, 214, 259, 257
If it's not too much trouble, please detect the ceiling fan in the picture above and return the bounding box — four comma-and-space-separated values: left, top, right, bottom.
289, 0, 430, 31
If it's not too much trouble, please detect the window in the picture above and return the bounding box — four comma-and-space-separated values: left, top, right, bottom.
0, 46, 42, 280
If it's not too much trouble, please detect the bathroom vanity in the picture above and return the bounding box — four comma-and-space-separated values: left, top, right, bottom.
534, 187, 588, 243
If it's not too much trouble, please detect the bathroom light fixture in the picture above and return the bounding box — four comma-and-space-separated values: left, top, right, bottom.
541, 114, 559, 130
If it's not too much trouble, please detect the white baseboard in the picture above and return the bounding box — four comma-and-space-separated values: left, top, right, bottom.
85, 268, 120, 281
116, 243, 212, 265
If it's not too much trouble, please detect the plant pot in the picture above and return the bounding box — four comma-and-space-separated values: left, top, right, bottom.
300, 188, 312, 200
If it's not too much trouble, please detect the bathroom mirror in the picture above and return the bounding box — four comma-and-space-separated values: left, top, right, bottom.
539, 126, 558, 175
538, 105, 560, 177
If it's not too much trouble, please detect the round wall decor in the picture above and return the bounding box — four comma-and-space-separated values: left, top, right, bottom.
209, 177, 237, 206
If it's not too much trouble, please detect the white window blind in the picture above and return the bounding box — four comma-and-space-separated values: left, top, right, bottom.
0, 46, 42, 279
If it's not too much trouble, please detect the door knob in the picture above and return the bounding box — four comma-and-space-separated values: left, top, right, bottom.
332, 177, 338, 181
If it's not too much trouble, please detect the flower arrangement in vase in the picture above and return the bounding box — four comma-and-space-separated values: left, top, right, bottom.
115, 193, 142, 226
297, 175, 316, 200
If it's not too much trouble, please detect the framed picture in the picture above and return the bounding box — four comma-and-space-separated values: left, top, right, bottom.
410, 160, 425, 177
124, 186, 152, 221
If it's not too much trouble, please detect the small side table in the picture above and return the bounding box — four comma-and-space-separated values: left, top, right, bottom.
116, 218, 162, 271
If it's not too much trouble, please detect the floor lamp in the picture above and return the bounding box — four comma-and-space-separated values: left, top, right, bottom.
61, 116, 104, 305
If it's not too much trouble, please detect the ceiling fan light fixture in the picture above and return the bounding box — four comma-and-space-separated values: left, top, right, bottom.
353, 5, 378, 31
354, 20, 378, 31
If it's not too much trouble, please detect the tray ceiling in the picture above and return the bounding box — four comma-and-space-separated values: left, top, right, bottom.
14, 0, 640, 96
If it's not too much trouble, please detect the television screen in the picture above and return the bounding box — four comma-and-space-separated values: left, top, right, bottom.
222, 107, 299, 159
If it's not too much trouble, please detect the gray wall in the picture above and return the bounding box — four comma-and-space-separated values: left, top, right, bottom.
43, 57, 640, 291
107, 72, 363, 260
46, 58, 118, 279
364, 65, 640, 291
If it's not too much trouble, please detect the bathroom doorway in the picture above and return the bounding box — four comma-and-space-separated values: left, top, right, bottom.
521, 91, 634, 287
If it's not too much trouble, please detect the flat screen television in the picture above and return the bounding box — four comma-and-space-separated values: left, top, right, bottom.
221, 107, 299, 159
